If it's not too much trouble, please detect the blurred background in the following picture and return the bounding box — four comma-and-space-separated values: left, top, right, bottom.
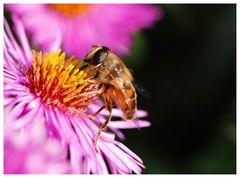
122, 4, 236, 174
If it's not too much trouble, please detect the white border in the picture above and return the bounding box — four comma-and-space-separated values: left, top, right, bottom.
1, 0, 238, 4
0, 1, 3, 176
1, 1, 238, 177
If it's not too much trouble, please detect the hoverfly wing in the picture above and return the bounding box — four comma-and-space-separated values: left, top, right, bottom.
128, 68, 134, 75
133, 80, 150, 98
128, 67, 150, 98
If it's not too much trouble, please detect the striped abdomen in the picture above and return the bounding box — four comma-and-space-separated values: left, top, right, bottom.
106, 81, 137, 121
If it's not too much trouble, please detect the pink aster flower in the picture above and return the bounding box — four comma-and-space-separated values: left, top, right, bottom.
5, 4, 163, 58
4, 116, 71, 174
4, 15, 151, 174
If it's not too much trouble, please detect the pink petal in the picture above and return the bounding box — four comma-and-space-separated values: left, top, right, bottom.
108, 119, 151, 129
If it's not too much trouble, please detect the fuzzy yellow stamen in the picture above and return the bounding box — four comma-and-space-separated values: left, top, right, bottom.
48, 4, 92, 16
26, 49, 101, 114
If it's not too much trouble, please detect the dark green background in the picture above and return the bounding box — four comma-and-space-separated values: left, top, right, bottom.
123, 4, 236, 174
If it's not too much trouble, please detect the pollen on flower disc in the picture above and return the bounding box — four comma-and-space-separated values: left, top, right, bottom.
26, 49, 101, 114
48, 4, 92, 16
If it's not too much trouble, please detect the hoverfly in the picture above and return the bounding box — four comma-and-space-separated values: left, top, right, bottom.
84, 45, 138, 151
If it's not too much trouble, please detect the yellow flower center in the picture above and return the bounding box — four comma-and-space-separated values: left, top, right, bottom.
48, 4, 92, 16
26, 50, 101, 114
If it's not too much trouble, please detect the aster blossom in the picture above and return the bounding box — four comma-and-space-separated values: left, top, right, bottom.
4, 16, 151, 174
5, 4, 163, 58
4, 117, 71, 173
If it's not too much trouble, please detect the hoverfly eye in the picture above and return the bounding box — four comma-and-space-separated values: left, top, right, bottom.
93, 48, 109, 65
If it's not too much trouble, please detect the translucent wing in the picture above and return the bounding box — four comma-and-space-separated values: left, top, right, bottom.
133, 80, 150, 98
128, 68, 150, 98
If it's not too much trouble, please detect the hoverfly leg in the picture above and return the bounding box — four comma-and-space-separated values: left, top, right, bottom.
88, 85, 105, 120
94, 92, 112, 153
93, 105, 105, 116
88, 115, 96, 120
89, 105, 104, 120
